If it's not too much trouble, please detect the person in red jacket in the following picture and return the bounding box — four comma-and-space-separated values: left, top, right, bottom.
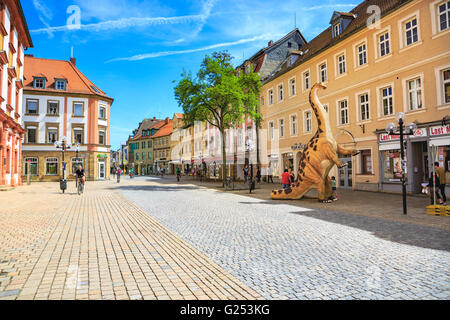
281, 169, 291, 189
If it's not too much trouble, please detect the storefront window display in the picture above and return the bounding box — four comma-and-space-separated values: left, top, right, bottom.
382, 149, 407, 181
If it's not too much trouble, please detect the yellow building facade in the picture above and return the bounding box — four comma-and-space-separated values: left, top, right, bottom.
260, 0, 450, 193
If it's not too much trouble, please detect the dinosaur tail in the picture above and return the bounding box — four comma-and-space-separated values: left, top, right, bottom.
270, 182, 313, 200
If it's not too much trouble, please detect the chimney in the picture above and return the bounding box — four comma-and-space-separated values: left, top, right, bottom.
268, 40, 273, 47
165, 117, 169, 124
153, 117, 156, 120
70, 57, 76, 66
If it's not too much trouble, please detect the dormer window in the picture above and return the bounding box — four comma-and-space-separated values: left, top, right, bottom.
33, 77, 46, 89
334, 23, 342, 37
55, 79, 67, 90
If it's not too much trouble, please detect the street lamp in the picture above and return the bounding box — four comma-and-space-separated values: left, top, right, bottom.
385, 112, 417, 215
54, 136, 71, 193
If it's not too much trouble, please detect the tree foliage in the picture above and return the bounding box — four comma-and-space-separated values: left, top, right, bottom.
174, 51, 261, 184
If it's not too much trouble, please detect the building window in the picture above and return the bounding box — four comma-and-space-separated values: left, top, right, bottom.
278, 84, 284, 101
338, 100, 349, 125
55, 80, 66, 90
360, 150, 372, 174
27, 127, 37, 143
268, 89, 273, 104
404, 17, 418, 46
33, 77, 46, 89
26, 100, 38, 114
141, 141, 145, 149
99, 106, 106, 119
337, 54, 346, 75
279, 119, 284, 138
407, 77, 422, 110
73, 128, 83, 144
260, 96, 264, 106
47, 101, 59, 115
319, 63, 327, 82
99, 130, 105, 145
24, 158, 38, 176
378, 32, 390, 57
47, 128, 58, 144
269, 121, 274, 140
71, 158, 83, 174
303, 71, 310, 90
334, 22, 342, 37
46, 157, 59, 175
73, 103, 83, 117
438, 1, 450, 32
304, 111, 312, 132
442, 68, 450, 103
289, 78, 296, 96
359, 93, 370, 121
357, 43, 367, 66
148, 140, 152, 148
142, 152, 145, 160
136, 153, 139, 160
291, 115, 298, 135
381, 86, 394, 116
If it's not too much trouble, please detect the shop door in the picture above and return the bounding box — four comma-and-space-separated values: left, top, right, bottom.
410, 141, 427, 193
98, 162, 105, 180
338, 157, 352, 188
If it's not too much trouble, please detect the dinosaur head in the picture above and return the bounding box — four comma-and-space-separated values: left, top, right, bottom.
318, 82, 327, 90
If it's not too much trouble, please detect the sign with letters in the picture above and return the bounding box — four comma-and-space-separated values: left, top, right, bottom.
429, 124, 450, 136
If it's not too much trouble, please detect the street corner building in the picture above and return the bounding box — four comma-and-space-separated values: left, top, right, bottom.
21, 55, 114, 181
260, 0, 450, 195
0, 0, 33, 187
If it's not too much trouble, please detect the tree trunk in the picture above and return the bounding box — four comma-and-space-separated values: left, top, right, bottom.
221, 128, 227, 187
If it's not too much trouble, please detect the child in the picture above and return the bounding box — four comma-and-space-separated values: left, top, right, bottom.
331, 176, 338, 201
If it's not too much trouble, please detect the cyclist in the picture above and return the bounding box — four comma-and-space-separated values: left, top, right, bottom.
74, 165, 85, 187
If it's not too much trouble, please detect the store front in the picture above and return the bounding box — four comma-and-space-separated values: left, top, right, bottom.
377, 123, 449, 194
282, 152, 293, 172
267, 154, 279, 177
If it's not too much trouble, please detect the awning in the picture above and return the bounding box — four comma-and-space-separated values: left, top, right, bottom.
379, 142, 400, 151
430, 136, 450, 147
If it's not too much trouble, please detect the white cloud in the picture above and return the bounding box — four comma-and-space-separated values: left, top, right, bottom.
32, 0, 54, 38
106, 33, 282, 63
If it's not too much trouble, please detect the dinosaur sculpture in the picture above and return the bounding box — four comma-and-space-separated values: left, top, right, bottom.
270, 82, 359, 202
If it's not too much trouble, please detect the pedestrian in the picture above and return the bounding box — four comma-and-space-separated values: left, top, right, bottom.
243, 165, 249, 183
129, 167, 133, 179
289, 168, 295, 186
267, 163, 273, 184
435, 162, 447, 205
331, 176, 338, 200
428, 168, 443, 205
256, 166, 261, 184
116, 167, 121, 183
281, 169, 291, 189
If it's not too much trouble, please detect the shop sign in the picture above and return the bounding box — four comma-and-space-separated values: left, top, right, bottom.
430, 124, 450, 136
97, 154, 108, 158
379, 128, 427, 142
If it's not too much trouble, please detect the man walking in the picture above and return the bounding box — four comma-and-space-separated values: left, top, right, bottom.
267, 163, 273, 184
435, 162, 447, 205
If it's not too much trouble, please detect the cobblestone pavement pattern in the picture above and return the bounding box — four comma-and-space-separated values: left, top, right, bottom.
0, 181, 261, 300
120, 176, 450, 300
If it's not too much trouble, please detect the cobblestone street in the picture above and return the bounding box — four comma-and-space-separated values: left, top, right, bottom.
1, 177, 449, 300
121, 176, 450, 300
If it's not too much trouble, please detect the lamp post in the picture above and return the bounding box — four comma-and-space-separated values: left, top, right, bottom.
54, 136, 71, 193
385, 112, 417, 215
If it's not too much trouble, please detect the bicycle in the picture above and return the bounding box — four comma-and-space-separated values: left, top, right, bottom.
77, 177, 84, 195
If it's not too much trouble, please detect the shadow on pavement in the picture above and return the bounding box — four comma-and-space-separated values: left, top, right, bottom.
291, 209, 450, 252
112, 185, 202, 192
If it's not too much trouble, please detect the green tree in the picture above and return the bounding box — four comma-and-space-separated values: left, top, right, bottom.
174, 51, 261, 186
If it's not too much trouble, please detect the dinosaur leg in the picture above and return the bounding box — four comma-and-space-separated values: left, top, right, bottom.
323, 142, 346, 168
337, 144, 360, 156
324, 176, 333, 199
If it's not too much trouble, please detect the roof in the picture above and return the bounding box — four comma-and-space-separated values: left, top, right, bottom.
263, 0, 411, 83
152, 120, 173, 138
238, 28, 307, 69
174, 113, 184, 119
23, 56, 112, 101
131, 119, 169, 141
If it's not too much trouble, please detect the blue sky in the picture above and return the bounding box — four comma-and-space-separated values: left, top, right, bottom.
22, 0, 357, 150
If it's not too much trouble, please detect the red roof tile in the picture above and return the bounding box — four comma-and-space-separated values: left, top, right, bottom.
23, 56, 112, 101
152, 120, 173, 138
